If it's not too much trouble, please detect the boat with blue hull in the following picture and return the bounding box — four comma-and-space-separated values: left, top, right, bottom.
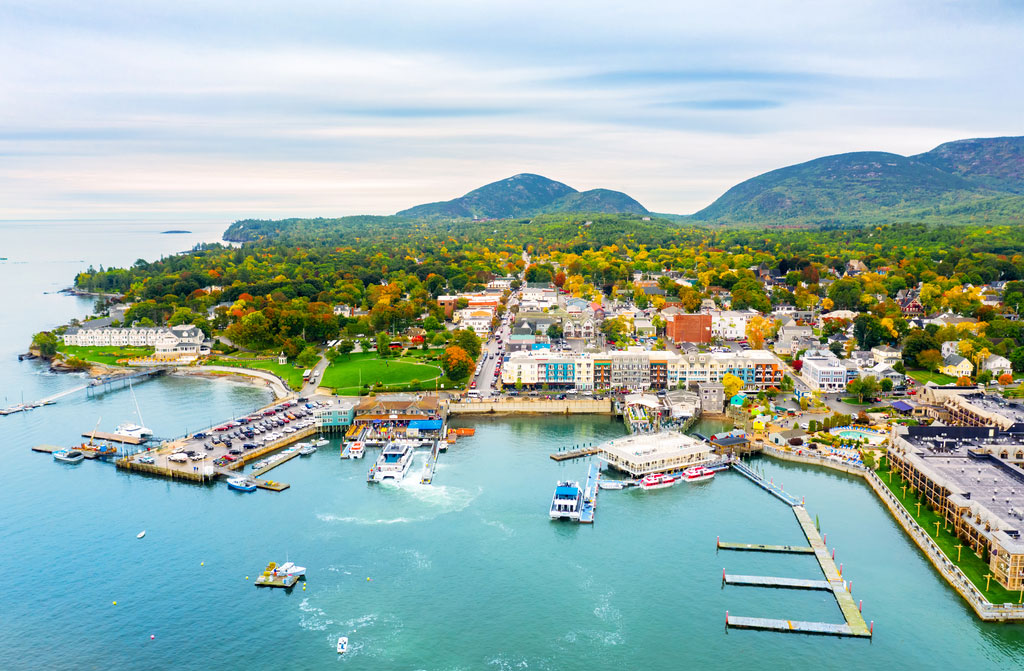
227, 477, 257, 492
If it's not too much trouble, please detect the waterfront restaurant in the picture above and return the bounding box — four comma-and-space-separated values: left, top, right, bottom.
598, 432, 712, 477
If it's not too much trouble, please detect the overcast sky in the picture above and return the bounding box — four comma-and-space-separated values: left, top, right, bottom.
2, 1, 1022, 221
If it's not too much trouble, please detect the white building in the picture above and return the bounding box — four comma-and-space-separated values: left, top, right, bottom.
704, 309, 755, 340
801, 349, 849, 392
63, 324, 206, 350
454, 308, 494, 337
982, 355, 1013, 377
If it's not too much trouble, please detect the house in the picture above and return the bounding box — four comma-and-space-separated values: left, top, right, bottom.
563, 317, 597, 340
895, 289, 926, 317
694, 381, 725, 413
941, 340, 965, 358
982, 355, 1012, 377
633, 318, 656, 337
939, 354, 974, 378
801, 349, 849, 392
861, 362, 905, 386
871, 345, 902, 366
775, 321, 814, 355
845, 259, 869, 275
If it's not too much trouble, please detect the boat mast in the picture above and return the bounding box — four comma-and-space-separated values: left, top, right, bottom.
129, 378, 146, 428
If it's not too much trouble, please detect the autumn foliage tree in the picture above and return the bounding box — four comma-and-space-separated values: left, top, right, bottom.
998, 373, 1014, 385
441, 345, 474, 381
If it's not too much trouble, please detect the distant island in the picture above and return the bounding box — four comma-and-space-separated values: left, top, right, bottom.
161, 229, 192, 234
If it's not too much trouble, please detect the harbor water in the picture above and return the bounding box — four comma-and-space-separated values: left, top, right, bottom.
2, 222, 1024, 669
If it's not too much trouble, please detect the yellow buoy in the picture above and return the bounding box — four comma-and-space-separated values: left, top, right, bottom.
112, 601, 117, 605
201, 562, 204, 566
366, 577, 371, 581
245, 576, 249, 580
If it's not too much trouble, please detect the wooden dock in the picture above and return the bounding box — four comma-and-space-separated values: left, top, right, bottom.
255, 479, 290, 492
250, 446, 304, 477
32, 444, 64, 453
718, 541, 814, 554
550, 447, 599, 461
81, 431, 145, 445
726, 615, 860, 637
724, 574, 832, 591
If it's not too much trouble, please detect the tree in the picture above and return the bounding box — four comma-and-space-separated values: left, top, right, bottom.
998, 372, 1014, 385
745, 315, 772, 350
454, 329, 482, 359
1010, 346, 1024, 373
956, 375, 973, 387
902, 330, 940, 368
423, 315, 441, 332
31, 331, 59, 358
853, 314, 886, 350
441, 345, 473, 381
722, 373, 744, 399
376, 332, 391, 357
847, 376, 879, 403
977, 370, 993, 385
296, 346, 319, 368
880, 377, 894, 392
337, 339, 355, 358
828, 279, 863, 311
325, 348, 340, 364
547, 323, 564, 340
430, 332, 447, 348
917, 349, 944, 372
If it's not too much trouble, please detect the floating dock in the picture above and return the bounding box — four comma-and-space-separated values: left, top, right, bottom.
730, 460, 802, 506
32, 444, 65, 453
724, 574, 832, 591
250, 447, 304, 477
726, 615, 862, 637
578, 463, 599, 524
550, 446, 599, 462
255, 480, 290, 492
80, 431, 145, 445
254, 562, 303, 588
717, 541, 814, 554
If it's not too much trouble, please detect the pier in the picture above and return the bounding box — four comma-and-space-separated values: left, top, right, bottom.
421, 440, 441, 484
578, 463, 599, 524
726, 615, 863, 637
549, 446, 599, 461
729, 460, 802, 507
717, 541, 814, 554
723, 574, 832, 591
80, 431, 145, 445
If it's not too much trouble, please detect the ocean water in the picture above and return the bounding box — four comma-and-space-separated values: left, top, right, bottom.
1, 221, 1023, 669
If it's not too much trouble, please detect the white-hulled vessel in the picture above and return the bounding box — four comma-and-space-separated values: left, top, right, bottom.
638, 473, 678, 491
337, 636, 348, 654
369, 441, 414, 482
115, 379, 153, 440
549, 481, 583, 520
53, 449, 85, 464
349, 442, 365, 459
682, 465, 715, 483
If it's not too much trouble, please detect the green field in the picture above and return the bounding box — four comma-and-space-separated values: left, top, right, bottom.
206, 358, 305, 389
876, 464, 1017, 604
57, 344, 154, 365
906, 370, 958, 385
322, 351, 459, 395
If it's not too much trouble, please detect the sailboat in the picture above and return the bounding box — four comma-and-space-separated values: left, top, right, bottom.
115, 379, 153, 440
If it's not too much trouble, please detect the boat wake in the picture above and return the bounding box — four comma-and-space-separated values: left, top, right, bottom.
317, 483, 480, 526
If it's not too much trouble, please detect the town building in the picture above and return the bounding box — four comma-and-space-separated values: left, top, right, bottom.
665, 313, 712, 345
598, 432, 712, 477
800, 349, 849, 392
940, 354, 974, 378
888, 425, 1024, 591
871, 345, 902, 366
63, 324, 208, 359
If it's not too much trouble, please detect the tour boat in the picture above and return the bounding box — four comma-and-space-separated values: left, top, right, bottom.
682, 465, 715, 483
370, 442, 414, 482
53, 449, 85, 464
227, 477, 258, 492
349, 442, 365, 459
114, 422, 153, 440
336, 637, 348, 654
638, 473, 678, 491
549, 480, 583, 520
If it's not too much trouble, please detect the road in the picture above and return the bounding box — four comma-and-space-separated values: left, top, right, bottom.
300, 354, 331, 396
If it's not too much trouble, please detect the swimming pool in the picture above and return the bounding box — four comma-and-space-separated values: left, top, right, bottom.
833, 428, 886, 445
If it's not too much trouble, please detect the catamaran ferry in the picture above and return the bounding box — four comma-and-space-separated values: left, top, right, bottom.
549, 481, 583, 520
368, 441, 415, 482
638, 473, 678, 491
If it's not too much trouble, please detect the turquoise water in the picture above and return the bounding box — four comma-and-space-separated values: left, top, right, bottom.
2, 222, 1024, 669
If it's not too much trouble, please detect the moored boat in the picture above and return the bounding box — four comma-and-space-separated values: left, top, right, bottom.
337, 636, 348, 654
227, 477, 258, 492
598, 479, 627, 490
314, 439, 329, 447
549, 480, 583, 520
349, 442, 365, 459
300, 445, 317, 456
53, 449, 85, 464
682, 465, 715, 483
638, 473, 678, 491
274, 561, 306, 576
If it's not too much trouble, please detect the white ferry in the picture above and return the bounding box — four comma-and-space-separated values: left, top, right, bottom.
549, 481, 583, 520
349, 442, 365, 459
369, 442, 414, 482
638, 473, 678, 491
682, 465, 715, 483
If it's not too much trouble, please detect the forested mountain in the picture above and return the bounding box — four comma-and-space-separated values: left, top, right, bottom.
395, 173, 648, 218
693, 136, 1024, 224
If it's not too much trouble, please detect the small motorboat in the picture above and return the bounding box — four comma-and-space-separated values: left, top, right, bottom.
227, 477, 258, 492
53, 449, 85, 464
337, 637, 348, 654
314, 439, 329, 448
137, 530, 146, 539
598, 480, 627, 490
300, 445, 317, 456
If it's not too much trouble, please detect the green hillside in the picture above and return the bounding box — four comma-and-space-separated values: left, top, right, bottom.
395, 173, 647, 219
913, 136, 1024, 194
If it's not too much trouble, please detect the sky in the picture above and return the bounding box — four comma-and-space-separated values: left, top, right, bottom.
2, 1, 1023, 221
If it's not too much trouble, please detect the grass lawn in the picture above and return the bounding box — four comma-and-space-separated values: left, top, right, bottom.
206, 358, 305, 389
58, 344, 154, 365
906, 370, 957, 385
322, 351, 460, 395
840, 397, 872, 406
876, 463, 1018, 604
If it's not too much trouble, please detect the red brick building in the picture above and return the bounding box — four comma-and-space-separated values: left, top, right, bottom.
666, 313, 712, 345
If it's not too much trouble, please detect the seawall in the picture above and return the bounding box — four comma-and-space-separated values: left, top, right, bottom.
447, 398, 614, 415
